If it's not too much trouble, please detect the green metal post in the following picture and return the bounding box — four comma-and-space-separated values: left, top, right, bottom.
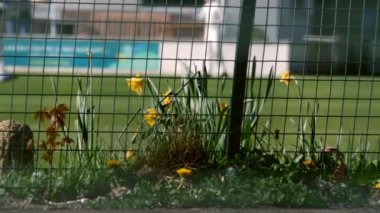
226, 0, 256, 160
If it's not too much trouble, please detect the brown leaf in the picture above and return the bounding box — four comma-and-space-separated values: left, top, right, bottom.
39, 140, 47, 149
42, 152, 51, 162
46, 126, 59, 139
50, 104, 70, 120
62, 137, 74, 144
35, 109, 50, 122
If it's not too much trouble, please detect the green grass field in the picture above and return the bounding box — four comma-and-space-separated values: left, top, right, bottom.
1, 74, 380, 154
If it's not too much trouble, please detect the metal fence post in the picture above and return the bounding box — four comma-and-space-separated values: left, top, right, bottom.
226, 0, 256, 160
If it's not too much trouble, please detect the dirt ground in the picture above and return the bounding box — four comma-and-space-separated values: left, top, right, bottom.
2, 208, 379, 213
1, 194, 378, 212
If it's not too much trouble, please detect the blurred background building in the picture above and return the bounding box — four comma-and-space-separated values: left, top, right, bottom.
0, 0, 379, 75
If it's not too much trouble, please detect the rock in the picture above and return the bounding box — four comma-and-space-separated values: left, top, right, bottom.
0, 120, 34, 172
137, 165, 160, 180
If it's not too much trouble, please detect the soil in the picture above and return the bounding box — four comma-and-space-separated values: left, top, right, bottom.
0, 194, 378, 213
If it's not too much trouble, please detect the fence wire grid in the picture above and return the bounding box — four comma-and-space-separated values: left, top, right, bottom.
0, 0, 380, 192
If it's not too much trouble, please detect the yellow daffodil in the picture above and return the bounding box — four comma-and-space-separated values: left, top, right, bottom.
162, 90, 172, 106
106, 159, 122, 169
126, 74, 144, 95
303, 159, 315, 168
125, 149, 134, 160
280, 71, 297, 86
176, 168, 192, 177
144, 108, 160, 127
375, 182, 380, 189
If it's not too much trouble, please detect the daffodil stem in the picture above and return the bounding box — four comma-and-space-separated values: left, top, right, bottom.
295, 82, 303, 157
117, 108, 142, 143
177, 177, 185, 190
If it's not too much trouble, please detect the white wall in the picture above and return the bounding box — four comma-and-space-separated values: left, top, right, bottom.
223, 0, 280, 42
158, 42, 289, 78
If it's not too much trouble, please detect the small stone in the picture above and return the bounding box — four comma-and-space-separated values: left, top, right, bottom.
137, 165, 160, 180
225, 166, 238, 177
0, 120, 34, 173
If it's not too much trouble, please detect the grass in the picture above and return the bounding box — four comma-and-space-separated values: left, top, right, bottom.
261, 75, 380, 152
1, 167, 374, 209
90, 170, 373, 209
1, 74, 379, 149
1, 73, 380, 209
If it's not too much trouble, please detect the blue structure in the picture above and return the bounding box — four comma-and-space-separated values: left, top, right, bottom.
278, 0, 380, 75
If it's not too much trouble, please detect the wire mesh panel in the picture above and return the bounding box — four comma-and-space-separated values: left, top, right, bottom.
243, 1, 380, 182
0, 0, 379, 207
272, 0, 380, 170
